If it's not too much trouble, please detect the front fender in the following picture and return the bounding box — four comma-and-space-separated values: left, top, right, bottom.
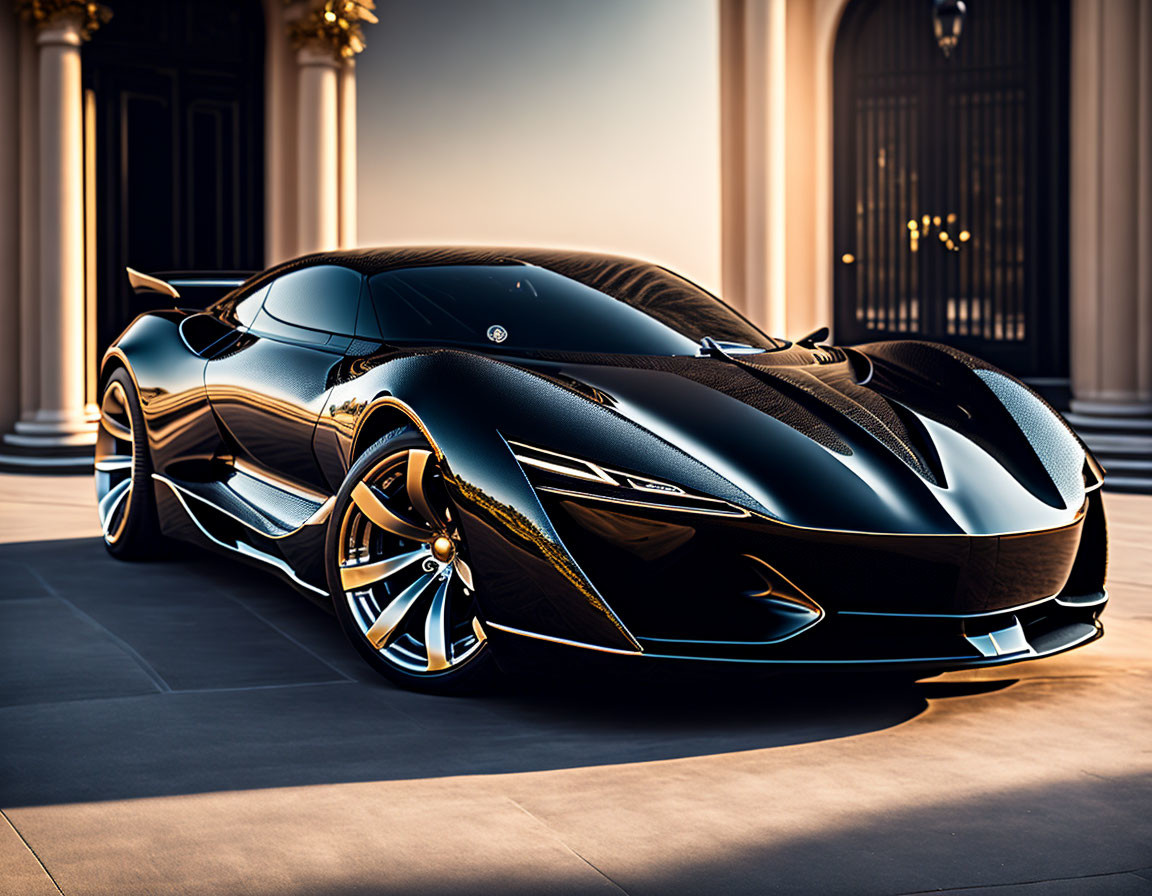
317, 350, 769, 652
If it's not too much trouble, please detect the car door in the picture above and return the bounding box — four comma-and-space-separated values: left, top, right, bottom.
204, 265, 364, 491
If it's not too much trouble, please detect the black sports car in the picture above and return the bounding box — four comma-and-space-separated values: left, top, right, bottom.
97, 248, 1108, 692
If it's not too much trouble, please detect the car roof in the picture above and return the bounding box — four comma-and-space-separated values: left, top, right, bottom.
262, 246, 655, 279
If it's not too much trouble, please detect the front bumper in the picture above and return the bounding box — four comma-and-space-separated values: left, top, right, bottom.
525, 484, 1108, 670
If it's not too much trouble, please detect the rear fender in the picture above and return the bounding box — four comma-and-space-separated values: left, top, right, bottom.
101, 312, 223, 473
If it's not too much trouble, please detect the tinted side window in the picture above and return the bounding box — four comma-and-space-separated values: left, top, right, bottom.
262, 265, 362, 335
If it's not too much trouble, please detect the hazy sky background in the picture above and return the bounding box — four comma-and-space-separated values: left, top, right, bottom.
356, 0, 721, 291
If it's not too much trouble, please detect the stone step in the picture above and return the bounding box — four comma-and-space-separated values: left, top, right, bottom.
1078, 433, 1152, 457
0, 440, 95, 475
1100, 474, 1152, 494
1064, 412, 1152, 433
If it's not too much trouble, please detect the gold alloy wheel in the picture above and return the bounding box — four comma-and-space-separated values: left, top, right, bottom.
337, 448, 486, 674
94, 379, 136, 545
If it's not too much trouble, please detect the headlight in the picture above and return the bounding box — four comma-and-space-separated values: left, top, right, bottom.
508, 440, 748, 518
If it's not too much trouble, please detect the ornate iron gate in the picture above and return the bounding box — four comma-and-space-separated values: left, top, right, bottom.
833, 0, 1069, 386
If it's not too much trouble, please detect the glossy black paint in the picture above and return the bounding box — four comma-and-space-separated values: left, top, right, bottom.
100, 247, 1108, 671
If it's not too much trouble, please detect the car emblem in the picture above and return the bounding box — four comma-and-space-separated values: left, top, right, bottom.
487, 325, 508, 343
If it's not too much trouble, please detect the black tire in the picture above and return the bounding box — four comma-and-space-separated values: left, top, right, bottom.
95, 368, 166, 560
326, 425, 499, 694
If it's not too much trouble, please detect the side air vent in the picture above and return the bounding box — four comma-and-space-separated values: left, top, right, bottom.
179, 312, 240, 357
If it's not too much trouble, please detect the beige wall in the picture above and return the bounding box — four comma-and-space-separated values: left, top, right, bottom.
354, 0, 722, 296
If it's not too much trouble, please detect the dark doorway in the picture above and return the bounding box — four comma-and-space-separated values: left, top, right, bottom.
833, 0, 1069, 395
84, 0, 265, 355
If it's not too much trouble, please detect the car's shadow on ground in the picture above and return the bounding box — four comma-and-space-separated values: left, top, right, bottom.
1, 538, 1015, 807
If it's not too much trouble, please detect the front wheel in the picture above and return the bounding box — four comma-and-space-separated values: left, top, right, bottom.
326, 426, 498, 693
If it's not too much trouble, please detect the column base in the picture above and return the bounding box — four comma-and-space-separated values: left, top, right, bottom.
0, 417, 96, 473
1065, 409, 1152, 494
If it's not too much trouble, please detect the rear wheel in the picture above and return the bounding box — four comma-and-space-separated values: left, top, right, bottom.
326, 426, 497, 693
94, 368, 165, 559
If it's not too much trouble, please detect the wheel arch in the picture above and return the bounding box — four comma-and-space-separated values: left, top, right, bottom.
98, 347, 138, 395
351, 396, 444, 464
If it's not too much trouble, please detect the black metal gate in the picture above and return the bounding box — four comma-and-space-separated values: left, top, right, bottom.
833, 0, 1069, 388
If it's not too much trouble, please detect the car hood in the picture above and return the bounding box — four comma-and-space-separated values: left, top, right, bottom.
512, 342, 1090, 536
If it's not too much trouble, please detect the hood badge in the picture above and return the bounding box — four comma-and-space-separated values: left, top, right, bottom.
487, 325, 508, 344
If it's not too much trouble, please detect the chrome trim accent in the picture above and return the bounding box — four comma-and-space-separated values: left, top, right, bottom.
838, 589, 1107, 619
641, 625, 1101, 665
126, 267, 180, 299
964, 617, 1035, 659
536, 485, 749, 517
507, 441, 617, 485
153, 474, 329, 597
1055, 590, 1109, 608
485, 621, 644, 656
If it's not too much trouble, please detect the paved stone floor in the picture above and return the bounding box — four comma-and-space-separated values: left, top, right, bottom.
0, 473, 1149, 895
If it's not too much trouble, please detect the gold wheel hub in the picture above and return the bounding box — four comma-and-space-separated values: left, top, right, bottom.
431, 535, 455, 563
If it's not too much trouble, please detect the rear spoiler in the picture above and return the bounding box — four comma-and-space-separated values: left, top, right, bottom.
126, 267, 257, 306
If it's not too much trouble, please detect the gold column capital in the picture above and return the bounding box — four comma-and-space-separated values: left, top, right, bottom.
16, 0, 112, 41
286, 0, 376, 61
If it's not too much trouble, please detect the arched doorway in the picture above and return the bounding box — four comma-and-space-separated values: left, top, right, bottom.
83, 0, 265, 355
832, 0, 1069, 396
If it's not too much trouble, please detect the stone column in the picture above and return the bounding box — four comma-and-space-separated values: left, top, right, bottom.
296, 43, 340, 254
1067, 0, 1152, 488
32, 17, 91, 442
280, 0, 372, 259
0, 12, 21, 436
719, 0, 819, 339
17, 23, 39, 425
338, 59, 357, 249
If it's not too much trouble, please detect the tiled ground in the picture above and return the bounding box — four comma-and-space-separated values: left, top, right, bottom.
0, 473, 1149, 895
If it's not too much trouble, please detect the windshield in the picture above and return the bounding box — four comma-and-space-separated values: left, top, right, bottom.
367, 264, 760, 356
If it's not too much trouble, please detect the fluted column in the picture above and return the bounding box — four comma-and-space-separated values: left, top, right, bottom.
284, 0, 374, 257
296, 44, 340, 254
1070, 0, 1152, 415
0, 13, 21, 436
1066, 0, 1152, 489
32, 17, 91, 441
338, 59, 357, 249
17, 21, 39, 425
